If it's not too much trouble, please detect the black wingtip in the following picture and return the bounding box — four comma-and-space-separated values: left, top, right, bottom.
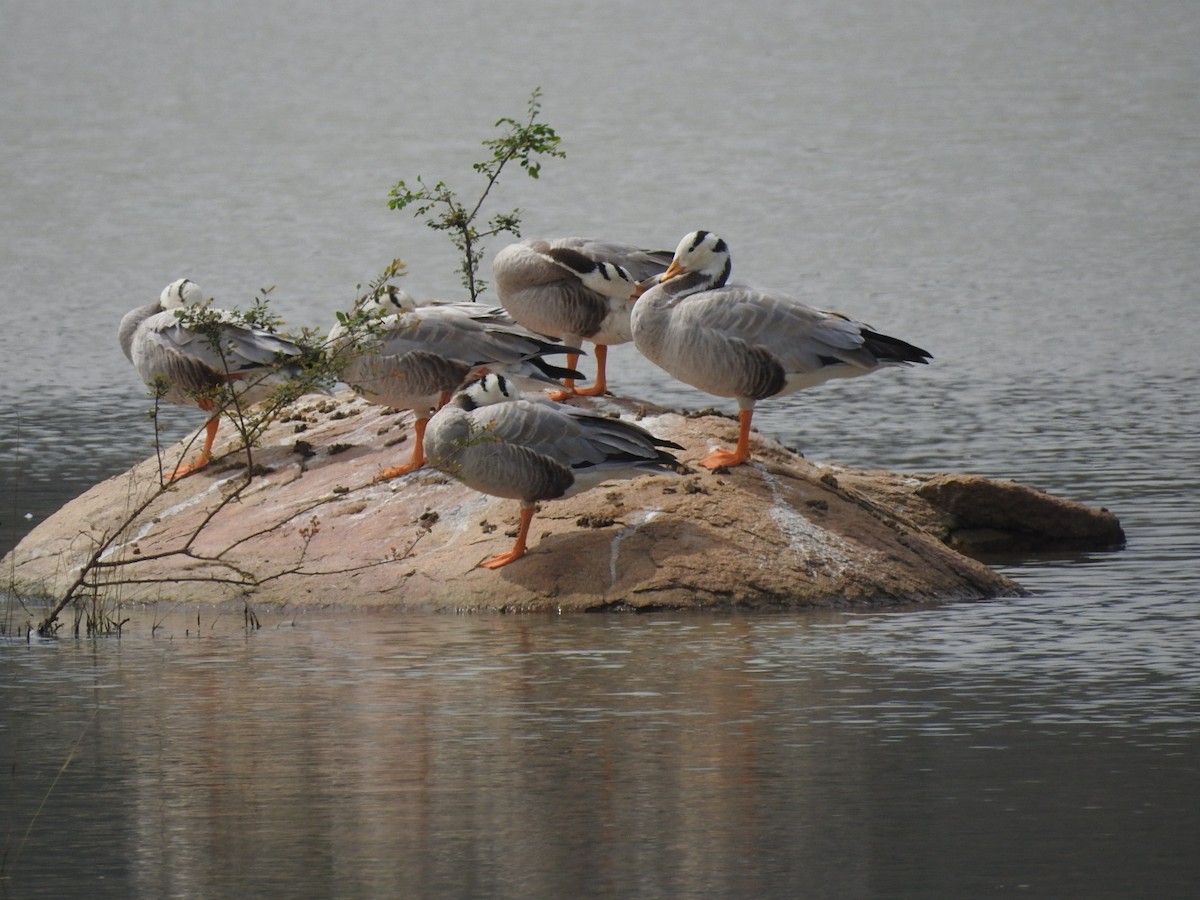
862, 329, 933, 364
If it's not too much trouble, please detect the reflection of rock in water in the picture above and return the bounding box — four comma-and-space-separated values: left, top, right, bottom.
4, 391, 1124, 612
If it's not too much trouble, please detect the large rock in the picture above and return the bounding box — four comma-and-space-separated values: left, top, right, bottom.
3, 392, 1123, 613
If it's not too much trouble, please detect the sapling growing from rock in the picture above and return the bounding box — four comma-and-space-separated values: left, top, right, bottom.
387, 87, 564, 302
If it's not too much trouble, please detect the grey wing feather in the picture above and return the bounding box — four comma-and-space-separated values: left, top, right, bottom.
675, 286, 881, 370
150, 314, 303, 373
479, 400, 675, 468
373, 309, 559, 366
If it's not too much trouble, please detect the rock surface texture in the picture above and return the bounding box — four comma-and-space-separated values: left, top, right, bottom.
4, 392, 1125, 612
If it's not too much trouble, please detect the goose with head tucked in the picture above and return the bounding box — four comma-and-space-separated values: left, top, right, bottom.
119, 278, 308, 480
631, 231, 932, 470
492, 237, 674, 398
423, 373, 682, 569
326, 286, 582, 480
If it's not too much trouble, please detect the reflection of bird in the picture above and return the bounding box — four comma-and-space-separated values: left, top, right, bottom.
492, 237, 673, 398
632, 231, 932, 470
118, 279, 306, 480
424, 374, 681, 569
326, 287, 581, 479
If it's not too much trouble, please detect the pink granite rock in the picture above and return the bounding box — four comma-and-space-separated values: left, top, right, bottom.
3, 391, 1121, 612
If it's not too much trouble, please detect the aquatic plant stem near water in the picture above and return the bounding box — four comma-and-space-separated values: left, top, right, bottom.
3, 706, 100, 879
20, 93, 570, 634
29, 290, 409, 636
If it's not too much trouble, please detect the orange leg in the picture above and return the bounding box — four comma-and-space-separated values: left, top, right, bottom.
699, 408, 754, 470
169, 407, 220, 481
547, 353, 581, 401
569, 344, 608, 397
480, 505, 535, 569
376, 415, 429, 480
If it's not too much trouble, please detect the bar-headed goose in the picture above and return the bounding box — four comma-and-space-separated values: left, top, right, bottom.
118, 278, 307, 480
326, 287, 581, 479
423, 373, 681, 569
491, 237, 673, 398
631, 231, 932, 470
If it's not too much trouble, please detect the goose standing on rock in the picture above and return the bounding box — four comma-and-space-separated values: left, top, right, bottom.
326, 287, 582, 480
631, 231, 932, 470
492, 237, 674, 398
119, 279, 308, 480
423, 373, 682, 569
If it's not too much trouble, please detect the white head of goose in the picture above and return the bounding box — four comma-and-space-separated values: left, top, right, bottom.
423, 373, 681, 569
630, 230, 932, 471
326, 286, 582, 481
118, 278, 308, 481
491, 237, 674, 399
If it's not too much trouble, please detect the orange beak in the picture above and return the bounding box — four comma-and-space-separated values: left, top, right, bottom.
661, 258, 686, 282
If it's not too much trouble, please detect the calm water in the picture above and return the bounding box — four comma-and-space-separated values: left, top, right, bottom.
2, 606, 1198, 899
2, 0, 1199, 896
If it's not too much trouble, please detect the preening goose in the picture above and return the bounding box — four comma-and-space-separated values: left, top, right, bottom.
631, 231, 932, 470
492, 237, 673, 398
118, 278, 307, 480
423, 373, 681, 569
326, 287, 581, 479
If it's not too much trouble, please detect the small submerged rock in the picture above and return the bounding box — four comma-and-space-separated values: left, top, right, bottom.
915, 473, 1126, 553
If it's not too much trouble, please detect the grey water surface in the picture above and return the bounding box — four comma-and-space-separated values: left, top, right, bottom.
2, 0, 1198, 896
